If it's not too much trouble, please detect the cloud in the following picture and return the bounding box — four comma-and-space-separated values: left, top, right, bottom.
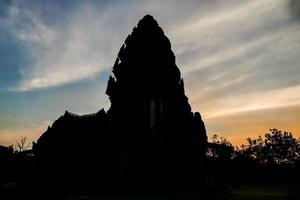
205, 104, 300, 145
185, 25, 300, 116
7, 1, 132, 91
2, 0, 271, 91
205, 85, 300, 118
171, 0, 300, 119
6, 0, 197, 92
3, 0, 300, 118
288, 0, 300, 21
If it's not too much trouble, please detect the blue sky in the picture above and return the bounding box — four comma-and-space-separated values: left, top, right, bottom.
1, 0, 300, 145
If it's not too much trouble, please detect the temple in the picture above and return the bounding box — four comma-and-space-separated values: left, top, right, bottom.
34, 15, 207, 192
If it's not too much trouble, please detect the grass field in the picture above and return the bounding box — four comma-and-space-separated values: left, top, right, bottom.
64, 185, 300, 200
218, 184, 300, 200
2, 182, 299, 200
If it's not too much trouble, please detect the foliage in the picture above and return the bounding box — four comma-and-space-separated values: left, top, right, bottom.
239, 129, 300, 164
211, 134, 233, 147
207, 134, 235, 160
209, 129, 300, 164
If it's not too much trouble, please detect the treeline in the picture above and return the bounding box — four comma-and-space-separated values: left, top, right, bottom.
206, 128, 300, 189
208, 128, 300, 164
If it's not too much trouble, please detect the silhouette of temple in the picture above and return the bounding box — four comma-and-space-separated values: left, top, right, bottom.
34, 15, 207, 192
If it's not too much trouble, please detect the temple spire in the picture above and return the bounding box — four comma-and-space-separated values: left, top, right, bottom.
107, 15, 181, 101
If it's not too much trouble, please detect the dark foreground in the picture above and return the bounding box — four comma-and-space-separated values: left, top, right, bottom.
65, 185, 300, 200
218, 184, 300, 200
2, 183, 299, 200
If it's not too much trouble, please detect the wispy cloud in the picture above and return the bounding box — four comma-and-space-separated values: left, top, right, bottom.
201, 85, 300, 118
7, 0, 298, 95
171, 0, 300, 119
6, 2, 128, 91
205, 103, 300, 145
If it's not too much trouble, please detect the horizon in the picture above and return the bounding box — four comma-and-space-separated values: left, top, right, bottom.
1, 0, 300, 146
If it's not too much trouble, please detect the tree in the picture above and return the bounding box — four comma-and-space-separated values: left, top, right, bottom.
207, 134, 235, 160
14, 136, 31, 152
239, 129, 300, 164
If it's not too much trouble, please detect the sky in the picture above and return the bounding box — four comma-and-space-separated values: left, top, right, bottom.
0, 0, 300, 146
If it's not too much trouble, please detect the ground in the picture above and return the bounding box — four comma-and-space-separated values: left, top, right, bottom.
1, 183, 300, 200
63, 185, 300, 200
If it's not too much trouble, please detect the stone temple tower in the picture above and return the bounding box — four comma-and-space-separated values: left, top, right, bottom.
106, 15, 207, 184
34, 15, 207, 192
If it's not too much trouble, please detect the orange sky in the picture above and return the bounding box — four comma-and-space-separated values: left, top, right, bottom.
202, 104, 300, 146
